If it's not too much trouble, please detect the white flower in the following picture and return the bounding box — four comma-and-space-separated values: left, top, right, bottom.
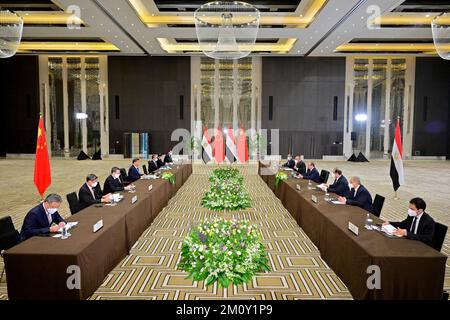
237, 251, 241, 256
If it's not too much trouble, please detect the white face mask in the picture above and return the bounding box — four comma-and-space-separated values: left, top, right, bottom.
47, 208, 58, 214
91, 181, 98, 188
287, 157, 292, 161
113, 173, 120, 179
349, 183, 354, 189
408, 209, 418, 217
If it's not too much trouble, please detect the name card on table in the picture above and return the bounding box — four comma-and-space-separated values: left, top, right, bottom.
348, 222, 359, 236
148, 185, 153, 191
131, 195, 138, 204
311, 195, 318, 203
93, 219, 103, 233
296, 184, 301, 191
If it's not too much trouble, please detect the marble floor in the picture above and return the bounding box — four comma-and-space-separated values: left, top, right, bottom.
0, 158, 449, 299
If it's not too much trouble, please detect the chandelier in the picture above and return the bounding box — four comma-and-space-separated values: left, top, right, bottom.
194, 1, 260, 60
0, 10, 23, 58
431, 13, 450, 60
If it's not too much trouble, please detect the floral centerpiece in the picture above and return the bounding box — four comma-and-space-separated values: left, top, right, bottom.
178, 218, 270, 287
161, 171, 176, 185
201, 168, 251, 211
275, 171, 288, 187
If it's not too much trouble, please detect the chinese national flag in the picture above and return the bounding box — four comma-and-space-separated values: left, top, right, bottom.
34, 116, 51, 197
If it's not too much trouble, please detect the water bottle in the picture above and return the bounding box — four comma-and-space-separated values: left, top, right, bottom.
61, 226, 68, 239
307, 180, 313, 190
324, 193, 330, 201
365, 213, 373, 230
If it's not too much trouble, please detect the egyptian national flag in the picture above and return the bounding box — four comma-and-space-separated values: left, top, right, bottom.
225, 126, 237, 163
34, 116, 51, 197
237, 127, 249, 163
390, 119, 405, 191
214, 127, 225, 163
201, 127, 213, 164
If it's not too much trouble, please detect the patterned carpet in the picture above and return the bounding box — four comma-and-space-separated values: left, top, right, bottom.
89, 164, 351, 299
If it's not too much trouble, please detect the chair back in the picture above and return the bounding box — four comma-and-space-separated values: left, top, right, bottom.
0, 216, 20, 252
319, 170, 330, 184
143, 164, 149, 175
431, 222, 448, 252
372, 194, 385, 217
66, 192, 81, 215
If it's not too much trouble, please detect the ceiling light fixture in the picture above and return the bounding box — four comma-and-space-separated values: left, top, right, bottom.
194, 1, 260, 60
432, 13, 450, 60
0, 10, 24, 58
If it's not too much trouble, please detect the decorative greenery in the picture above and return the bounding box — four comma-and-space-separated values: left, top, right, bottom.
275, 171, 288, 188
178, 218, 270, 287
161, 172, 176, 185
201, 168, 251, 211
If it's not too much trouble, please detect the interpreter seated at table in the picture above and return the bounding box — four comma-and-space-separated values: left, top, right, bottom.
104, 167, 134, 195
319, 168, 350, 197
148, 154, 160, 173
292, 155, 306, 175
20, 193, 66, 241
164, 150, 174, 165
128, 158, 144, 182
78, 174, 111, 210
338, 176, 373, 212
296, 162, 321, 183
383, 197, 435, 246
282, 154, 295, 169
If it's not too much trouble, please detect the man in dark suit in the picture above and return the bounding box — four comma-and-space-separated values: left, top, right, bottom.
104, 167, 133, 195
157, 154, 165, 167
384, 198, 435, 246
164, 150, 174, 164
79, 174, 111, 210
128, 158, 143, 182
148, 154, 160, 173
282, 154, 295, 169
338, 176, 373, 212
20, 194, 66, 241
292, 155, 307, 175
319, 168, 350, 197
297, 162, 321, 183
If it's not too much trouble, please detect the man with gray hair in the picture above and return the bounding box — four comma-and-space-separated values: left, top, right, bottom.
338, 176, 373, 212
78, 173, 111, 210
20, 194, 66, 241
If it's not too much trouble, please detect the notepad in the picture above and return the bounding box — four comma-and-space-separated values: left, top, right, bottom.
331, 201, 345, 205
284, 168, 293, 171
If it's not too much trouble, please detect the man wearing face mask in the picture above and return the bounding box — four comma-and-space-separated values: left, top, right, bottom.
164, 150, 174, 165
103, 167, 134, 195
78, 174, 111, 210
282, 154, 295, 169
383, 198, 435, 246
319, 168, 350, 197
148, 154, 160, 173
20, 193, 66, 241
338, 176, 373, 212
292, 155, 307, 175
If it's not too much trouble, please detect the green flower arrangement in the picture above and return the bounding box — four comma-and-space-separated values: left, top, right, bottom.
201, 168, 251, 211
161, 172, 176, 185
201, 180, 251, 211
178, 218, 270, 287
275, 171, 288, 187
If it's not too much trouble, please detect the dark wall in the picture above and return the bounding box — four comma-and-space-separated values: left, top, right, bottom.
262, 57, 346, 158
0, 56, 40, 156
108, 56, 190, 155
413, 58, 450, 158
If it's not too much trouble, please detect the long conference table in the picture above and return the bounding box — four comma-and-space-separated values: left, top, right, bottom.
4, 163, 192, 300
259, 161, 447, 300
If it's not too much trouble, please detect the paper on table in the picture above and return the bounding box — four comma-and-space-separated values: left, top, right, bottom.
381, 224, 397, 235
331, 201, 345, 205
284, 168, 293, 171
57, 222, 78, 233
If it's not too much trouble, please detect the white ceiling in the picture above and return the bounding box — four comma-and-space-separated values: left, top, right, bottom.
9, 0, 444, 57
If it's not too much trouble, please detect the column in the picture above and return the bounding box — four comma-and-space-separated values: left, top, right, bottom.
62, 57, 70, 158
383, 59, 392, 157
365, 59, 374, 158
80, 57, 88, 153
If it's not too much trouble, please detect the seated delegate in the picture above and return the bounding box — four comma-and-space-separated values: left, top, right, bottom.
338, 176, 373, 212
20, 193, 66, 241
78, 174, 111, 210
319, 168, 350, 197
383, 197, 435, 246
